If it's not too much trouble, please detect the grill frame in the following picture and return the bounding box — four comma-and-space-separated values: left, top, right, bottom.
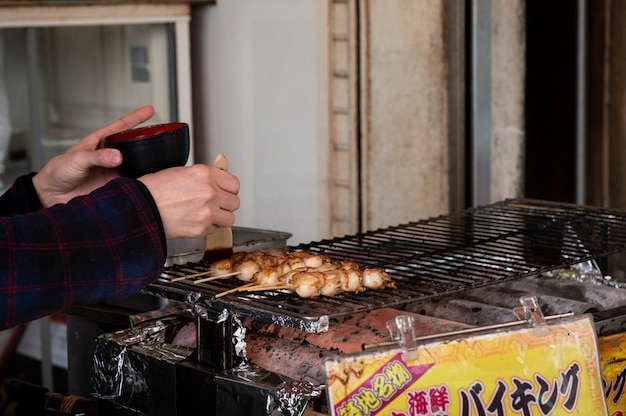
150, 199, 626, 333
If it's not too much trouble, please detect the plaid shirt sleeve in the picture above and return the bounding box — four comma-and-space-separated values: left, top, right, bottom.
0, 175, 167, 330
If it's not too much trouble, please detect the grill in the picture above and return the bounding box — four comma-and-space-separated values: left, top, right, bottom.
149, 198, 626, 333
82, 198, 626, 415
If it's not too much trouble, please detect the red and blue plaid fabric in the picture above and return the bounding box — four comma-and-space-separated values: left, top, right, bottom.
0, 174, 166, 330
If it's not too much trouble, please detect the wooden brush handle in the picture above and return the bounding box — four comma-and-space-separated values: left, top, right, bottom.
214, 153, 228, 171
203, 152, 234, 260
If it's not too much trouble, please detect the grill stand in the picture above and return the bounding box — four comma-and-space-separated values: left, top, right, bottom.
77, 200, 626, 415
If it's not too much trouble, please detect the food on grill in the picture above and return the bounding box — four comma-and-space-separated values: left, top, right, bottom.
210, 249, 396, 298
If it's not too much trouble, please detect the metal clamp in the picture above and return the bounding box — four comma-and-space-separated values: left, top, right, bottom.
513, 295, 546, 326
386, 315, 419, 361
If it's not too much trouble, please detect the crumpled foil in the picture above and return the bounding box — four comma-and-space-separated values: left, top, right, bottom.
91, 313, 194, 403
227, 362, 278, 384
186, 291, 210, 319
218, 308, 230, 324
232, 314, 248, 358
541, 222, 624, 287
543, 259, 614, 286
98, 318, 172, 346
266, 380, 324, 416
132, 342, 194, 364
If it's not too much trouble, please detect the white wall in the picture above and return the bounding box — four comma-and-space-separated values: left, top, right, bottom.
191, 0, 323, 246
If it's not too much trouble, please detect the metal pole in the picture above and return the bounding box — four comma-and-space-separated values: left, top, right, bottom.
471, 0, 492, 206
576, 0, 587, 205
448, 0, 466, 211
26, 28, 43, 171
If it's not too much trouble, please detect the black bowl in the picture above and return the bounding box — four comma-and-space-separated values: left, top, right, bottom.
103, 122, 190, 178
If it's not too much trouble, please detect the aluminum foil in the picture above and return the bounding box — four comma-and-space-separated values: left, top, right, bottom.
232, 315, 247, 358
543, 259, 613, 286
228, 362, 279, 384
185, 290, 210, 319
97, 318, 173, 346
207, 308, 248, 359
266, 380, 324, 416
92, 337, 127, 398
218, 308, 230, 324
542, 223, 616, 286
132, 342, 194, 364
91, 311, 195, 406
199, 295, 331, 333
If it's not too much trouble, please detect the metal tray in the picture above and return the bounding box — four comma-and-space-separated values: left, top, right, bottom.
165, 226, 292, 266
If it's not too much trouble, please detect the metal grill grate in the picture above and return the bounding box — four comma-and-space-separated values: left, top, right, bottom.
150, 199, 626, 332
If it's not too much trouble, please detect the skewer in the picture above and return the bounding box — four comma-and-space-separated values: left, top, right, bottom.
239, 283, 292, 293
201, 249, 395, 298
170, 269, 215, 282
194, 271, 242, 284
214, 282, 256, 298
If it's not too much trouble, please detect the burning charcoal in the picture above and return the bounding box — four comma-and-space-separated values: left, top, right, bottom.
245, 334, 341, 385
243, 308, 471, 384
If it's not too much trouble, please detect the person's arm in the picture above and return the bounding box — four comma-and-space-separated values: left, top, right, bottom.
0, 176, 166, 330
0, 105, 239, 330
0, 174, 43, 217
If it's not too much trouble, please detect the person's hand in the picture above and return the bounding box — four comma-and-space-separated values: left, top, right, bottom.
138, 164, 240, 240
32, 106, 155, 207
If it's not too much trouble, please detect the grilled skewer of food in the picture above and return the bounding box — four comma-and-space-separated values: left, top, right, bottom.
207, 249, 395, 298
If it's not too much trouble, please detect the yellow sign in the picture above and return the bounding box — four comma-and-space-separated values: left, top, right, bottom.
326, 315, 607, 415
599, 332, 626, 416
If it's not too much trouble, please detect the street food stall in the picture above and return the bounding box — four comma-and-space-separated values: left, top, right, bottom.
67, 199, 626, 415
